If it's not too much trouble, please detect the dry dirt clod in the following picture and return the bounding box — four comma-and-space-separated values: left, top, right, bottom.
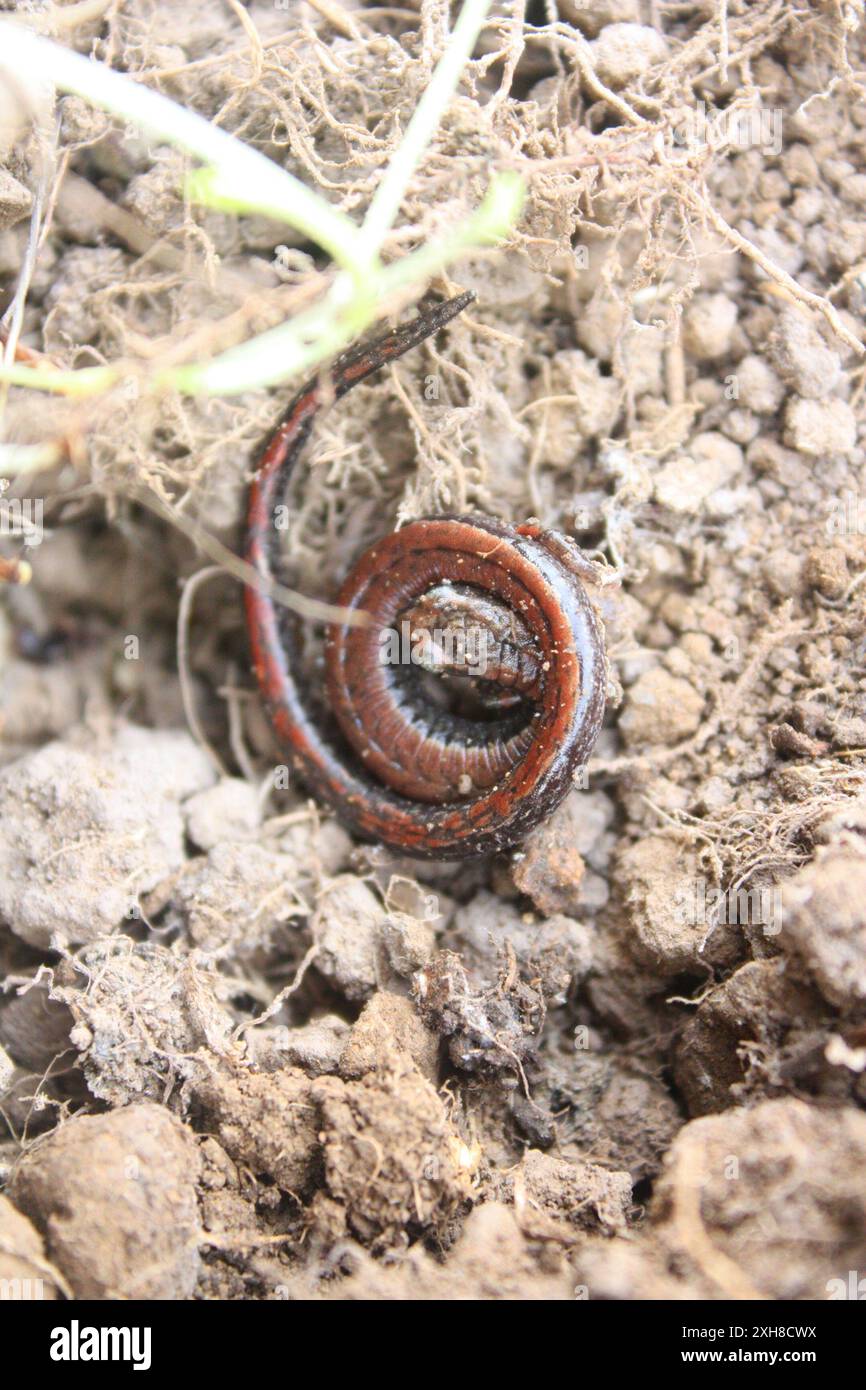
0, 984, 75, 1074
803, 544, 850, 600
618, 668, 705, 746
52, 939, 238, 1106
496, 1148, 632, 1236
783, 396, 858, 456
653, 432, 744, 514
767, 307, 842, 399
311, 875, 387, 1002
184, 777, 262, 852
245, 1015, 350, 1076
586, 22, 669, 88
0, 1193, 61, 1300
559, 0, 641, 38
170, 839, 310, 953
323, 1201, 576, 1300
10, 1104, 201, 1300
193, 1066, 320, 1196
673, 958, 828, 1115
542, 1047, 684, 1183
312, 1048, 471, 1249
510, 790, 615, 920
780, 847, 866, 1009
734, 354, 785, 414
0, 167, 32, 230
0, 722, 215, 949
452, 888, 596, 1000
615, 835, 727, 975
769, 722, 830, 759
682, 293, 739, 361
413, 948, 545, 1078
340, 990, 440, 1083
378, 908, 437, 978
652, 1098, 866, 1300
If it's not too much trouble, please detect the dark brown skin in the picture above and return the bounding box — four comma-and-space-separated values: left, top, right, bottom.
245, 292, 607, 858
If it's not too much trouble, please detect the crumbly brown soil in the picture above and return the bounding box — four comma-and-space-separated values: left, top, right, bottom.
2, 0, 866, 1301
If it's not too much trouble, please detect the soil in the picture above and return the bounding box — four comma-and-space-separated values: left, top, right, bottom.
1, 0, 866, 1302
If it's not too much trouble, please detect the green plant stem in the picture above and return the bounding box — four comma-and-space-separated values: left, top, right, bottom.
0, 361, 117, 396
0, 22, 360, 271
357, 0, 494, 256
170, 175, 524, 396
0, 8, 523, 403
